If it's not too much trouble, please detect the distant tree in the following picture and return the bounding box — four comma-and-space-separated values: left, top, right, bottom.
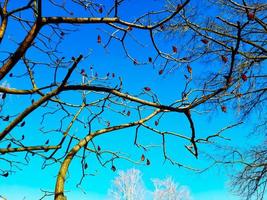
228, 143, 267, 200
108, 169, 191, 200
108, 169, 146, 200
153, 177, 191, 200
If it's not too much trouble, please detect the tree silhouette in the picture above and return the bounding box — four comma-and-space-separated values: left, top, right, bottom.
0, 0, 266, 200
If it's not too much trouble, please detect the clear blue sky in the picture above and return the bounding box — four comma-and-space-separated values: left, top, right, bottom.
0, 1, 259, 199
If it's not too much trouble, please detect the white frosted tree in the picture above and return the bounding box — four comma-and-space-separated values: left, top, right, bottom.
153, 177, 191, 200
108, 169, 191, 200
108, 168, 146, 200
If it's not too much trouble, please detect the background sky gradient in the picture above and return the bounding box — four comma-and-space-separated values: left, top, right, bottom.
0, 1, 261, 199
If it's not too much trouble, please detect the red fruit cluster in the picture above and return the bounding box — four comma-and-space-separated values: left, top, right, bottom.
158, 69, 164, 75
221, 106, 227, 113
141, 154, 145, 161
97, 35, 101, 43
127, 111, 131, 116
248, 12, 255, 20
221, 55, 228, 63
172, 46, 178, 53
201, 39, 209, 44
241, 74, 247, 81
144, 87, 151, 91
187, 65, 192, 74
111, 165, 116, 172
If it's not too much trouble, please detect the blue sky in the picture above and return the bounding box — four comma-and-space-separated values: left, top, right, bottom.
0, 1, 261, 199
